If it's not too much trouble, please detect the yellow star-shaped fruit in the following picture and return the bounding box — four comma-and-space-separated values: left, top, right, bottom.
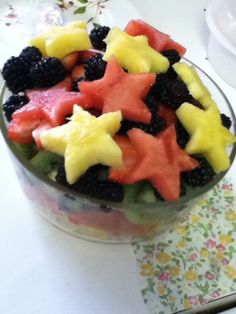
30, 21, 91, 58
173, 62, 218, 110
176, 102, 236, 172
40, 105, 122, 184
103, 27, 169, 74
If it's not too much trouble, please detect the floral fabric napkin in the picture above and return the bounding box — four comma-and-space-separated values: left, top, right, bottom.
132, 178, 236, 314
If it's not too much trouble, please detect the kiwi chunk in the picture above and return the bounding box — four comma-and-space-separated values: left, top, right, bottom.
29, 151, 63, 175
14, 143, 38, 160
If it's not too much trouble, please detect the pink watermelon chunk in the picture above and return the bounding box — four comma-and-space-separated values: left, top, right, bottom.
79, 57, 154, 123
124, 19, 170, 52
124, 19, 186, 56
20, 89, 87, 126
110, 126, 198, 201
164, 39, 186, 57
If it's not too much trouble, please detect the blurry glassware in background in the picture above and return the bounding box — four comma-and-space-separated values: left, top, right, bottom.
206, 0, 236, 88
26, 2, 65, 37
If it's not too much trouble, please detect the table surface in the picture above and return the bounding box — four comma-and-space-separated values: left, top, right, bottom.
0, 1, 236, 313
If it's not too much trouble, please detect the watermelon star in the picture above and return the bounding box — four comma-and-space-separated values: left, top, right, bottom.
79, 57, 155, 123
40, 105, 122, 184
110, 125, 198, 201
8, 78, 91, 145
176, 102, 236, 172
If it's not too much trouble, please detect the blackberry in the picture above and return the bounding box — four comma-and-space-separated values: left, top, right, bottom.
90, 26, 110, 50
147, 71, 177, 103
180, 182, 187, 197
175, 120, 190, 149
56, 165, 101, 190
89, 180, 124, 202
2, 56, 32, 93
55, 166, 69, 187
164, 66, 178, 80
149, 74, 191, 110
29, 57, 67, 88
72, 165, 103, 193
84, 53, 107, 81
154, 71, 175, 89
182, 156, 215, 187
3, 94, 28, 121
55, 165, 123, 201
162, 49, 181, 65
149, 76, 198, 110
19, 46, 42, 66
72, 76, 86, 92
144, 93, 159, 112
170, 80, 191, 109
221, 113, 232, 129
119, 112, 166, 135
189, 96, 203, 109
165, 79, 191, 110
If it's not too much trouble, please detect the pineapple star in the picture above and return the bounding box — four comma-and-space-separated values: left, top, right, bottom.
176, 102, 236, 172
103, 27, 169, 74
79, 57, 156, 123
173, 62, 218, 109
40, 105, 122, 184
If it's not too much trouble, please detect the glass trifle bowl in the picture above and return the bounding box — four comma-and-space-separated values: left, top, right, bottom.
1, 7, 236, 243
1, 56, 236, 243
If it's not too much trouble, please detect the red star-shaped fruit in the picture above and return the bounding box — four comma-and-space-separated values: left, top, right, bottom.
8, 78, 91, 144
79, 57, 155, 123
111, 125, 198, 201
13, 77, 90, 126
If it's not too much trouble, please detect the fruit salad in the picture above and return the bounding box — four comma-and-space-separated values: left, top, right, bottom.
1, 19, 236, 241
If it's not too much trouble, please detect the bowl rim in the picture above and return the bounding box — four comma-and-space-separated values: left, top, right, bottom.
1, 58, 236, 211
206, 0, 236, 56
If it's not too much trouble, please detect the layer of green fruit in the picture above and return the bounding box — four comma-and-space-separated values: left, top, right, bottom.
29, 151, 63, 175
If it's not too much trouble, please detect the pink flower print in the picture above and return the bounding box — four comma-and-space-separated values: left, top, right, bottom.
190, 253, 198, 262
222, 184, 230, 190
189, 296, 199, 305
216, 244, 225, 251
211, 290, 221, 298
205, 239, 216, 249
205, 271, 215, 280
222, 258, 230, 265
158, 272, 170, 281
199, 297, 208, 305
209, 207, 217, 213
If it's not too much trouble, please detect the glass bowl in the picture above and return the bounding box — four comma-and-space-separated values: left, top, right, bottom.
1, 59, 236, 243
